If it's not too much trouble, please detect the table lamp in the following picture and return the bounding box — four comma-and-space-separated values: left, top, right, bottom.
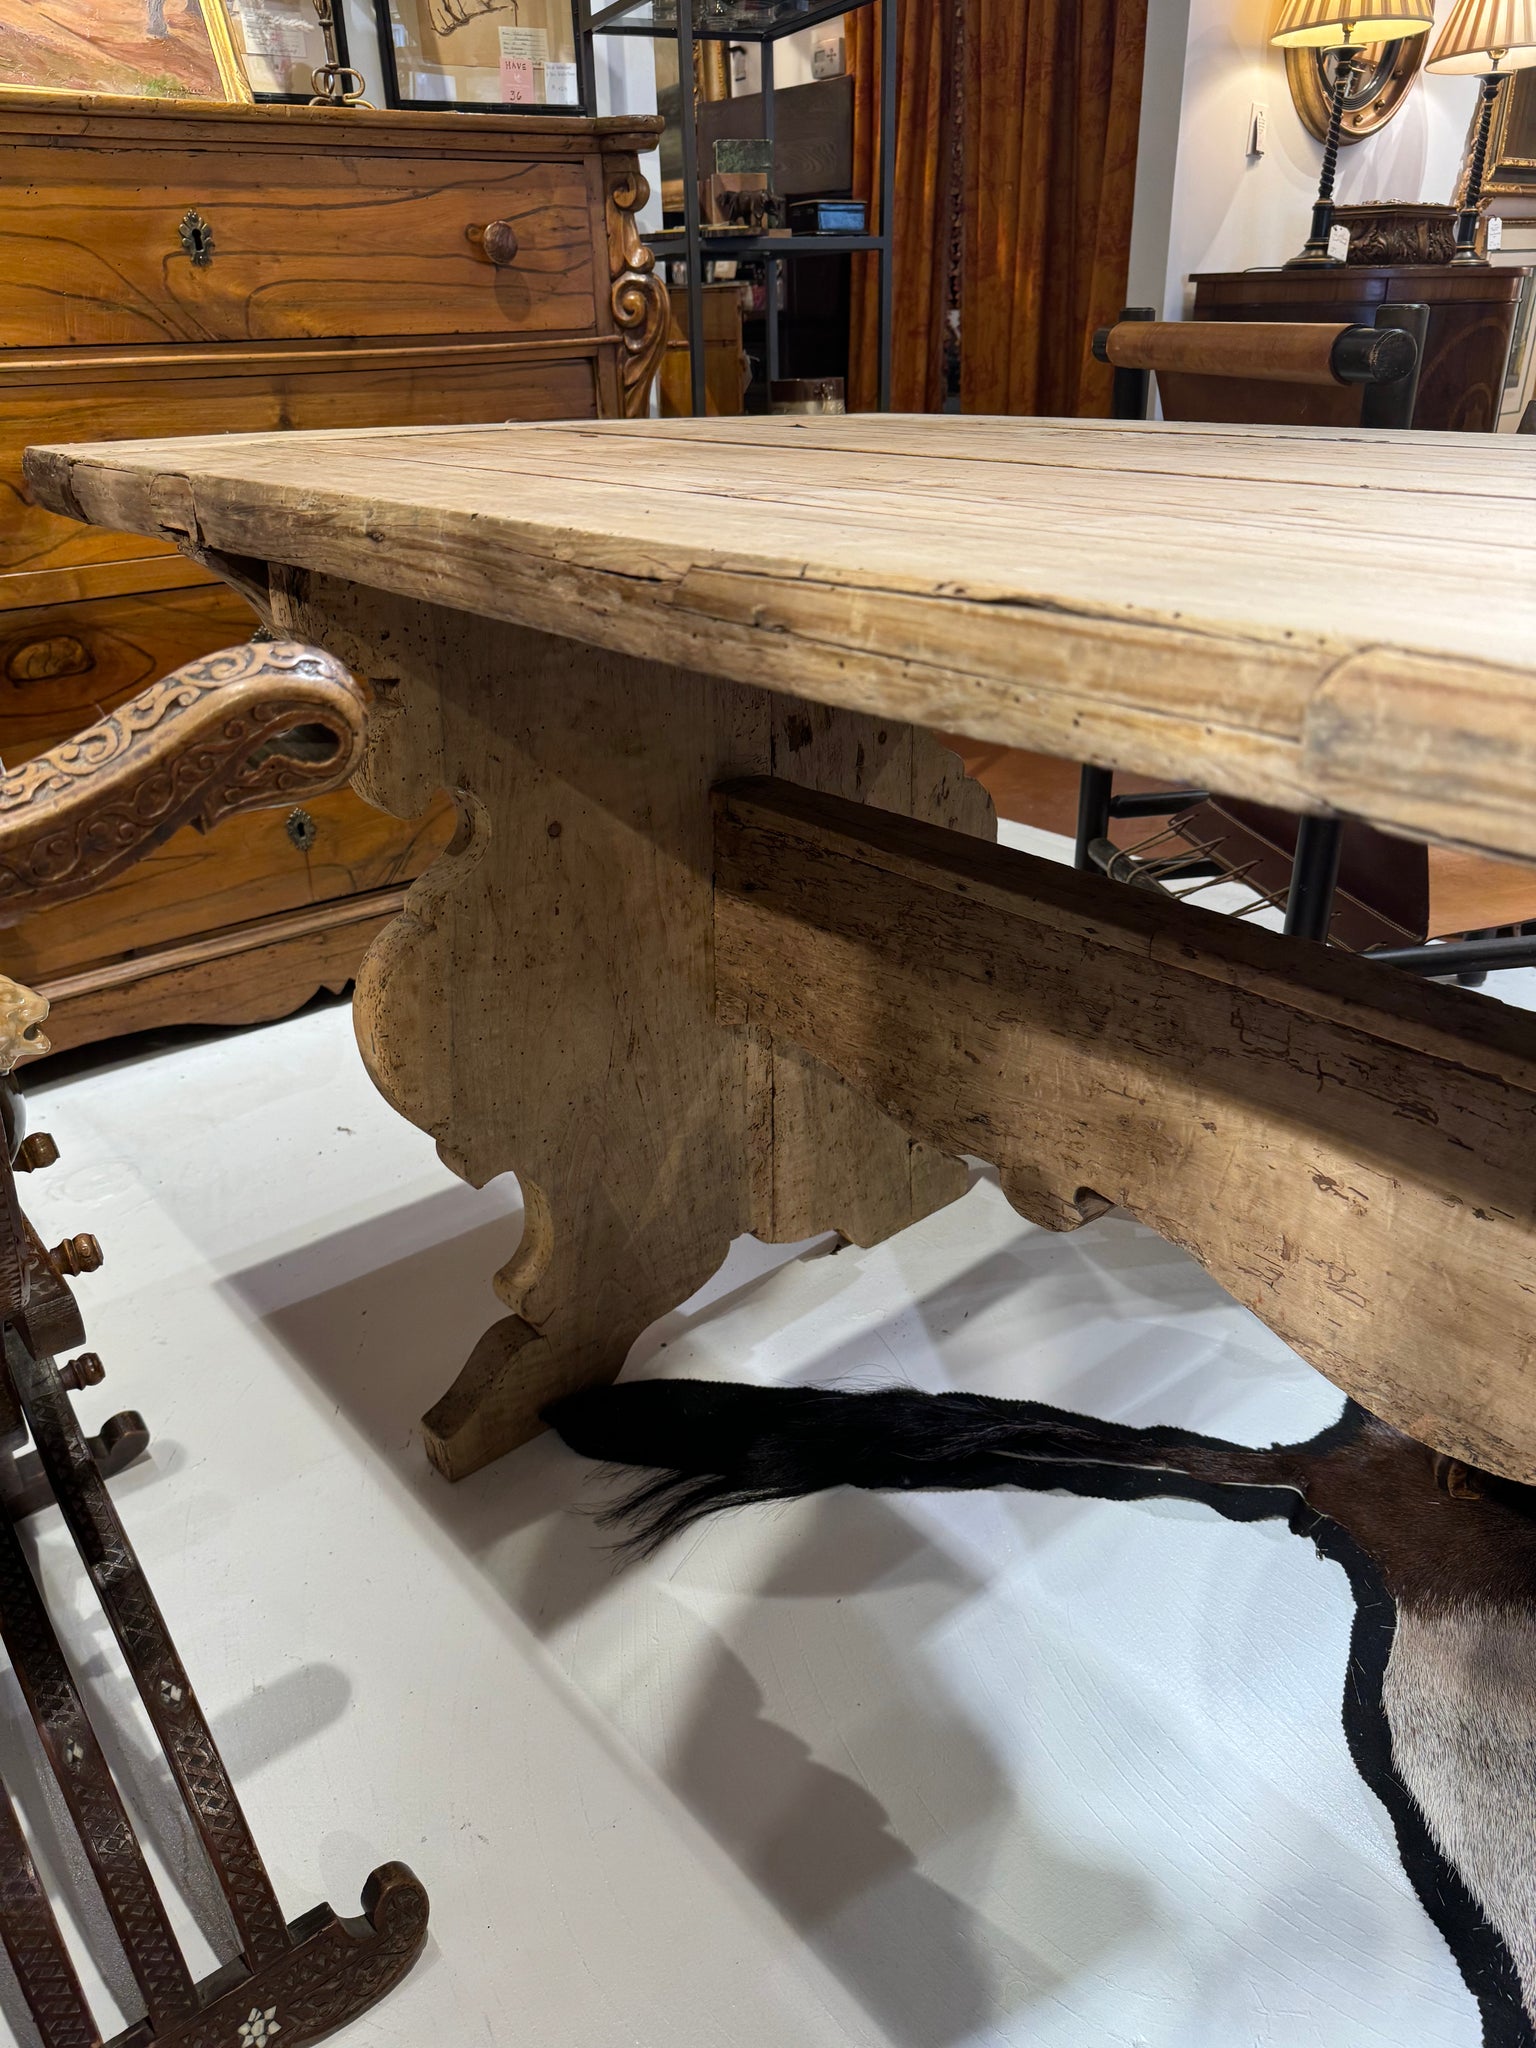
1272, 1, 1436, 264
1428, 0, 1536, 261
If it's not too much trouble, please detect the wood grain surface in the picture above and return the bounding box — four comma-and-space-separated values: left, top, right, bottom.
29, 413, 1536, 865
34, 889, 408, 1052
3, 787, 454, 983
716, 778, 1536, 1484
0, 96, 671, 1055
0, 582, 255, 757
1, 147, 598, 350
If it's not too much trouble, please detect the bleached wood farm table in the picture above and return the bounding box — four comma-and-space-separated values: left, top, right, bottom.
24, 415, 1536, 1485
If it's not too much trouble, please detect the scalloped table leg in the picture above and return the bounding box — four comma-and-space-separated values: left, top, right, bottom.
275, 578, 996, 1481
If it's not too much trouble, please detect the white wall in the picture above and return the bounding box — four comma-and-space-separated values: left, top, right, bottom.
594, 32, 664, 231
338, 0, 385, 102
1142, 0, 1480, 314
1126, 0, 1195, 311
731, 20, 835, 95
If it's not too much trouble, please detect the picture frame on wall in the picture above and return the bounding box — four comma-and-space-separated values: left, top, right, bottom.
375, 0, 582, 110
0, 0, 252, 99
224, 0, 350, 99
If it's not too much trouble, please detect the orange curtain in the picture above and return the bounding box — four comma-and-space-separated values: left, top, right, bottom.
961, 0, 1148, 416
846, 1, 959, 413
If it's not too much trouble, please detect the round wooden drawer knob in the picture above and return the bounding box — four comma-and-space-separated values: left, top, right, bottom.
466, 220, 520, 267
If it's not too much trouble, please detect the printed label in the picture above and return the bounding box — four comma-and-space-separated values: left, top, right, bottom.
498, 25, 548, 60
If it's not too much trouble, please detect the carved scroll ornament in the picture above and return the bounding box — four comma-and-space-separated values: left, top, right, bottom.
0, 640, 370, 926
606, 161, 670, 418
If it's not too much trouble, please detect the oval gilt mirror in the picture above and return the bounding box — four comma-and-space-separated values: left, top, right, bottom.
1285, 35, 1428, 144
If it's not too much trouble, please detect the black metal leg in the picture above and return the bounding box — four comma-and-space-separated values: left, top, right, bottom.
1285, 816, 1343, 941
1076, 767, 1113, 873
1369, 928, 1536, 978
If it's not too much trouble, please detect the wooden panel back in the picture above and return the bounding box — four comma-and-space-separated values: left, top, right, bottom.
0, 148, 598, 349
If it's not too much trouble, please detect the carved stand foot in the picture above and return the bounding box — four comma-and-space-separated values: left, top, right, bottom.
0, 1326, 431, 2047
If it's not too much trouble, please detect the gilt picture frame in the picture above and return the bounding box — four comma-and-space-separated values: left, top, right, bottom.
0, 0, 252, 100
1485, 66, 1536, 198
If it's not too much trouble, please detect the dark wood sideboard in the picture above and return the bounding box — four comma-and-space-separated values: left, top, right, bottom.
2, 94, 665, 1051
1180, 264, 1529, 430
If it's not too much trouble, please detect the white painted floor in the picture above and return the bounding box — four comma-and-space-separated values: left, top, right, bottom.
8, 832, 1532, 2048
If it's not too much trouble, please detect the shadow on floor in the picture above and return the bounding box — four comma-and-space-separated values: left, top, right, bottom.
220, 1185, 1169, 2044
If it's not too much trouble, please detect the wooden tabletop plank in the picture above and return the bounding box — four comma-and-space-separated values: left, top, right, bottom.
26, 414, 1536, 864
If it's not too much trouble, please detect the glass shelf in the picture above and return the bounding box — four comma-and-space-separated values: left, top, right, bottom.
588, 0, 859, 43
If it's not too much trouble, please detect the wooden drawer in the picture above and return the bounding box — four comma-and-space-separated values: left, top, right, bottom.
5, 784, 456, 984
0, 583, 256, 755
3, 147, 600, 349
2, 340, 602, 591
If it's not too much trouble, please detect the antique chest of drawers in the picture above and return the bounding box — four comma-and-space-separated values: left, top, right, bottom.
2, 94, 665, 1049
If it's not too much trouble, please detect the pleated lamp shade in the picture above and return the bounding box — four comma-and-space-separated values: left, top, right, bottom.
1271, 0, 1435, 44
1427, 0, 1536, 70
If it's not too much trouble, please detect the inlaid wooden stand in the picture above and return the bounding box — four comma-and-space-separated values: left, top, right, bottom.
0, 643, 429, 2046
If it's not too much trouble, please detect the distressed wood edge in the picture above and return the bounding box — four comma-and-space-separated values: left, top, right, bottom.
0, 94, 662, 154
714, 778, 1536, 1093
27, 444, 1536, 865
9, 450, 1334, 805
713, 779, 1536, 1485
27, 444, 1536, 860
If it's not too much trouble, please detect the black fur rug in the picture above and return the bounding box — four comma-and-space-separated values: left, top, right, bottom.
550, 1378, 1536, 2048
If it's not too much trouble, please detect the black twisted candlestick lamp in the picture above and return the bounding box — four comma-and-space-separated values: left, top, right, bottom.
1428, 0, 1536, 262
1271, 1, 1435, 266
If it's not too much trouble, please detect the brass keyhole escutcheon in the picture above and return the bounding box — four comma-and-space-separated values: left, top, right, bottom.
179, 209, 215, 267
286, 808, 318, 853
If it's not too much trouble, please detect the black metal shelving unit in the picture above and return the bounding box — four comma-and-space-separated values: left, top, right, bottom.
579, 0, 896, 416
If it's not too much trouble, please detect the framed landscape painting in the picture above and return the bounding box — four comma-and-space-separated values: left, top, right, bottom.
0, 0, 252, 99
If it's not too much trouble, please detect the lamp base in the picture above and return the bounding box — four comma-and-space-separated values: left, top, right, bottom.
1285, 198, 1346, 268
1449, 203, 1489, 265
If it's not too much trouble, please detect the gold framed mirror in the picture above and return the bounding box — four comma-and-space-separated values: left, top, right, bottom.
1285, 35, 1427, 143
